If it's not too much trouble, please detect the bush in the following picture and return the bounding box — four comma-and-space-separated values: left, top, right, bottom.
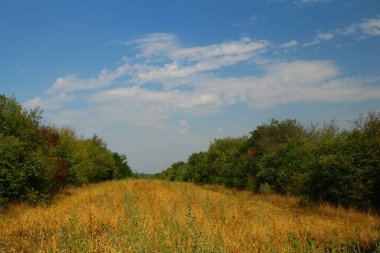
157, 112, 380, 211
0, 95, 133, 206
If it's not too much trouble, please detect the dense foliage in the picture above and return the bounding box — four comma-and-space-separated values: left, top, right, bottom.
157, 113, 380, 211
0, 95, 132, 206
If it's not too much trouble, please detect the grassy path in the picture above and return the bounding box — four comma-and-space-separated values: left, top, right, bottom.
0, 180, 379, 252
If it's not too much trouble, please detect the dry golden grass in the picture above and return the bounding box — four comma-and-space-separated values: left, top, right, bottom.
0, 179, 379, 252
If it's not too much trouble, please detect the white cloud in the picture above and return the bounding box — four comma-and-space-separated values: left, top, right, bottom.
359, 16, 380, 36
280, 40, 299, 48
84, 60, 380, 125
317, 32, 334, 40
88, 86, 223, 111
170, 37, 267, 61
131, 51, 260, 86
125, 34, 269, 64
47, 63, 132, 94
301, 32, 333, 48
196, 60, 343, 108
303, 40, 320, 47
86, 86, 224, 128
337, 24, 357, 36
336, 16, 380, 37
300, 16, 380, 49
142, 34, 268, 60
36, 33, 380, 130
220, 61, 379, 107
121, 35, 268, 89
23, 96, 43, 109
127, 33, 180, 59
23, 93, 72, 110
47, 34, 269, 94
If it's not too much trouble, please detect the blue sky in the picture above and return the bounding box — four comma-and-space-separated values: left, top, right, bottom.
1, 0, 380, 173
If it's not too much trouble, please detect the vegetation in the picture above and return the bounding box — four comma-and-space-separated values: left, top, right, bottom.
1, 93, 379, 251
0, 94, 132, 206
1, 180, 378, 252
157, 112, 380, 211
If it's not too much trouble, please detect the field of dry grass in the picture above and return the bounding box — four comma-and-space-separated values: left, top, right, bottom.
0, 179, 379, 252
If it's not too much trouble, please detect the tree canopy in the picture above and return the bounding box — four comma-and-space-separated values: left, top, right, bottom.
0, 95, 132, 206
157, 112, 380, 211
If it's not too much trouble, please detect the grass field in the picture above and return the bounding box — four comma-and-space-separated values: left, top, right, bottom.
0, 179, 379, 252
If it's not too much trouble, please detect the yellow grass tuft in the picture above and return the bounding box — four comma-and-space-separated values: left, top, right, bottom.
0, 179, 379, 252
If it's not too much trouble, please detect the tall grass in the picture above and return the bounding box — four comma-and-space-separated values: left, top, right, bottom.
1, 180, 379, 252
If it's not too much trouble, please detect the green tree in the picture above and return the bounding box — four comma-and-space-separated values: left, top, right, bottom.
112, 152, 133, 179
0, 94, 134, 206
187, 152, 208, 184
0, 95, 48, 205
247, 119, 306, 193
206, 138, 247, 188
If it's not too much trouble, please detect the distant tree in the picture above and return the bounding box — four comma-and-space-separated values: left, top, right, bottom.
113, 152, 133, 179
156, 112, 380, 211
206, 138, 247, 188
164, 162, 185, 181
187, 152, 207, 184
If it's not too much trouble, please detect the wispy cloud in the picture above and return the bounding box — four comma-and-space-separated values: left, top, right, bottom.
317, 32, 334, 40
28, 33, 380, 130
87, 86, 224, 128
24, 92, 73, 110
45, 34, 269, 95
303, 40, 320, 47
302, 32, 333, 47
336, 16, 380, 37
47, 63, 132, 94
193, 61, 380, 108
301, 15, 380, 48
360, 16, 380, 36
281, 40, 299, 48
126, 33, 180, 59
85, 60, 380, 126
127, 33, 269, 61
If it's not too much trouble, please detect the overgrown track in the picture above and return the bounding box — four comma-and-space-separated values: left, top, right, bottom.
1, 179, 379, 252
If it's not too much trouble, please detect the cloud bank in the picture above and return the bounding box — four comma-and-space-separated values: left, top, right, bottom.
25, 31, 380, 129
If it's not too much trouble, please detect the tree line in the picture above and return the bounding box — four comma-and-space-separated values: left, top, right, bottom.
156, 112, 380, 211
0, 95, 132, 206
